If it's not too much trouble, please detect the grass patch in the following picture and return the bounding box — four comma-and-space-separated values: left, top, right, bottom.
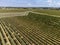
33, 9, 60, 15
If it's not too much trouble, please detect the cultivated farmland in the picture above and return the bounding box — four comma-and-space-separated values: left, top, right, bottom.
0, 9, 60, 45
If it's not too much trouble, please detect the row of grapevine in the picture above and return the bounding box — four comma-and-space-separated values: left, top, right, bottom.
0, 16, 60, 45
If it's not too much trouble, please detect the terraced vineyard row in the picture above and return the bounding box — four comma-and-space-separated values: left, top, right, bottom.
0, 12, 60, 45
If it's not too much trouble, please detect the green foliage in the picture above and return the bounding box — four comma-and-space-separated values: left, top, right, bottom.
27, 12, 60, 25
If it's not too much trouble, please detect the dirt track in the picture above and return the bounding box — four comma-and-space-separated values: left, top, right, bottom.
0, 12, 28, 18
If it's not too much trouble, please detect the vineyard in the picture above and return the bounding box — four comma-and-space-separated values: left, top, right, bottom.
0, 12, 60, 45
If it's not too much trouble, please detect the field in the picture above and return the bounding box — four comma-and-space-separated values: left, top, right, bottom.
32, 9, 60, 16
0, 8, 60, 45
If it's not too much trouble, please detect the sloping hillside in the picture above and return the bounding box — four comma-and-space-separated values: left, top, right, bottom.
0, 12, 60, 45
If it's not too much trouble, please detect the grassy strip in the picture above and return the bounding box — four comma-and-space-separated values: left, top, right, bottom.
33, 9, 60, 15
0, 9, 28, 13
